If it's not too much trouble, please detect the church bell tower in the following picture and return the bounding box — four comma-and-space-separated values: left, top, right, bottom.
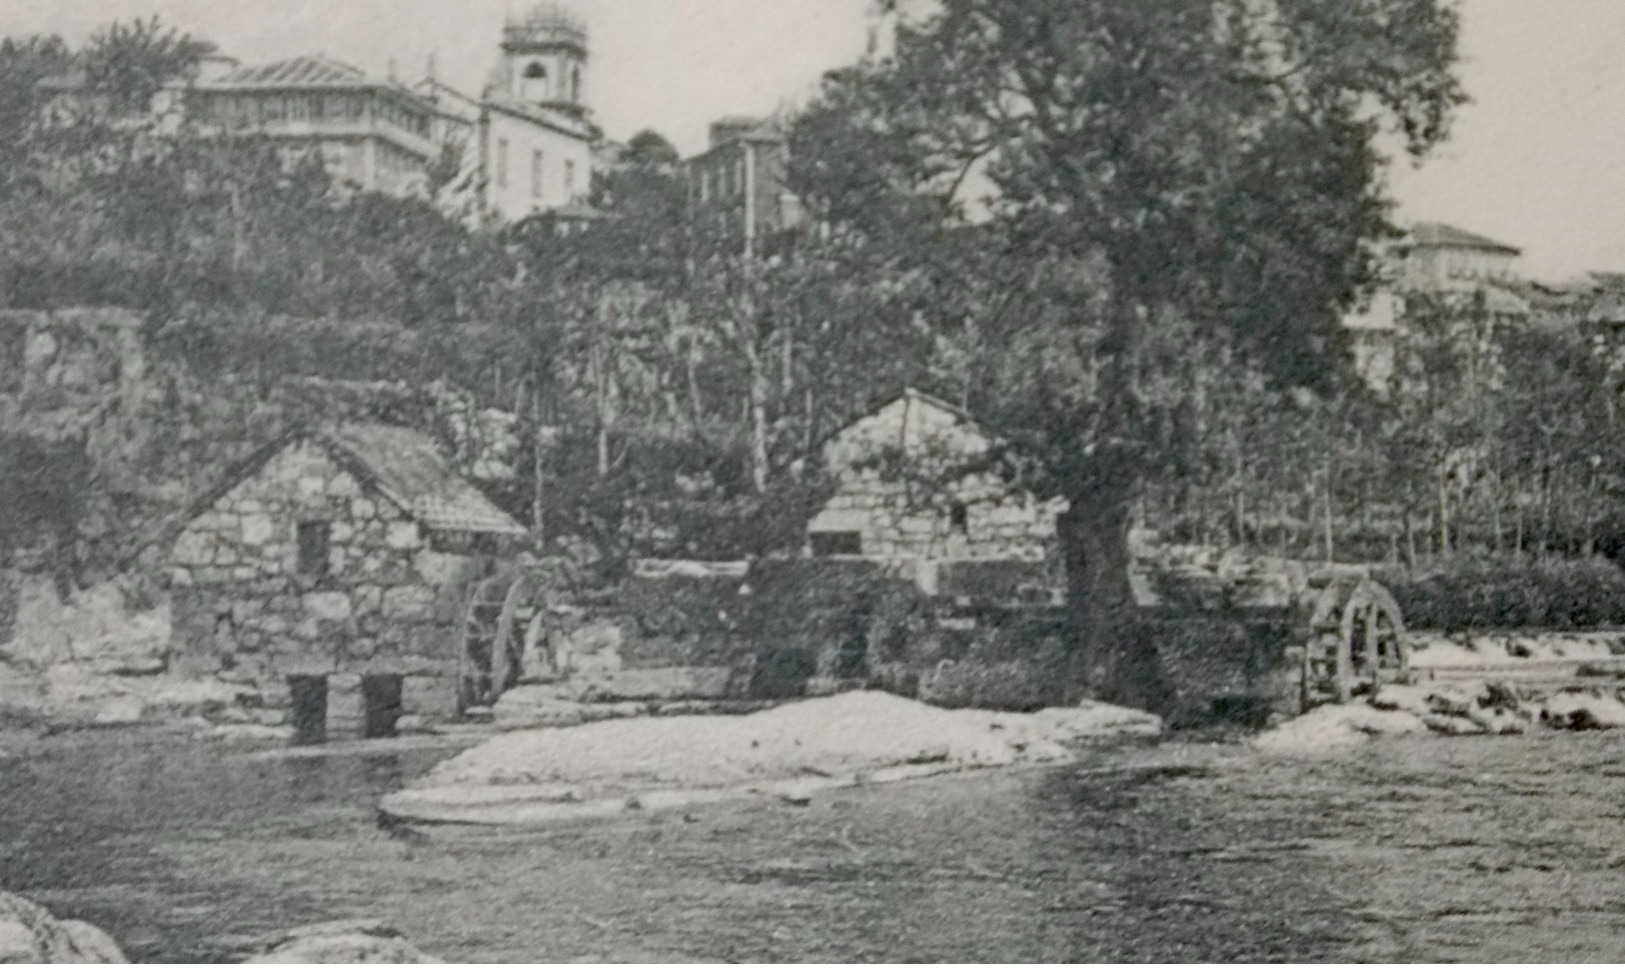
501, 1, 589, 117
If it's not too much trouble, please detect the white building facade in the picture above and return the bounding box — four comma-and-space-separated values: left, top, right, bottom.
476, 2, 600, 223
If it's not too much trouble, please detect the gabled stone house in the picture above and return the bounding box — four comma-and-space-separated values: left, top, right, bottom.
167, 422, 527, 714
806, 389, 1062, 562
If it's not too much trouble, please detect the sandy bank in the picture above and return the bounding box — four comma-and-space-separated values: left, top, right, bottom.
380, 691, 1162, 827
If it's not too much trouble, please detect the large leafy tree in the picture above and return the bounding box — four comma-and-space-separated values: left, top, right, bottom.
795, 0, 1465, 704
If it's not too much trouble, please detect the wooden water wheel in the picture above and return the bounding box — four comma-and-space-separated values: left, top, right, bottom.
1302, 575, 1408, 708
456, 571, 533, 715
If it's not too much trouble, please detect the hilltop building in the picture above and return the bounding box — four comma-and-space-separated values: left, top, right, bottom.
34, 2, 601, 217
183, 56, 444, 198
684, 116, 802, 256
1401, 222, 1522, 292
473, 2, 601, 223
1344, 222, 1531, 390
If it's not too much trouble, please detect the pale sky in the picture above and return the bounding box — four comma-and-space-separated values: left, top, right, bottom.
2, 0, 1622, 281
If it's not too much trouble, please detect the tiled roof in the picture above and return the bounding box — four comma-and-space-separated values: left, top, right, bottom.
483, 94, 598, 140
1409, 222, 1521, 255
318, 423, 527, 535
210, 56, 393, 91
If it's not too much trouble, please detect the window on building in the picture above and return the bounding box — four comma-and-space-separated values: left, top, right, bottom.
522, 61, 549, 101
571, 67, 581, 101
564, 159, 576, 196
296, 521, 331, 578
949, 502, 969, 535
532, 149, 544, 198
810, 531, 862, 556
496, 138, 509, 188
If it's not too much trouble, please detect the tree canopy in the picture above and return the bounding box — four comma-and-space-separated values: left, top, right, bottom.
789, 0, 1466, 700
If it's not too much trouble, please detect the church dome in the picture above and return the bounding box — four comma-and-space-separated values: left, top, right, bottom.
504, 2, 588, 53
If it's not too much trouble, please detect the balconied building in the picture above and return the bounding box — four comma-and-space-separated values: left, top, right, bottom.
34, 2, 602, 217
1400, 222, 1523, 293
183, 56, 443, 198
1344, 222, 1530, 391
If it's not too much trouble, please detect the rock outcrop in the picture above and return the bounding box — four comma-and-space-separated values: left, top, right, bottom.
239, 919, 436, 964
0, 891, 126, 963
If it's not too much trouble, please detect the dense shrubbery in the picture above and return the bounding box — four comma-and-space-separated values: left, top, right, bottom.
1379, 556, 1625, 632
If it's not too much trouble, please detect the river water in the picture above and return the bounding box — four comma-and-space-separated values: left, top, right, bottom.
5, 727, 1625, 962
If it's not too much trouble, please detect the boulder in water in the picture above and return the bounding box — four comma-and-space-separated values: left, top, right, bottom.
0, 891, 126, 963
241, 919, 434, 963
92, 696, 147, 726
1541, 691, 1625, 731
1369, 683, 1432, 717
1422, 713, 1485, 736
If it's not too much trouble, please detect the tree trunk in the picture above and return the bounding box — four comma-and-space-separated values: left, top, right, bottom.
1437, 471, 1450, 558
1058, 467, 1167, 711
1403, 481, 1419, 569
746, 342, 770, 494
594, 340, 611, 478
531, 390, 546, 552
1055, 274, 1170, 711
1322, 461, 1335, 564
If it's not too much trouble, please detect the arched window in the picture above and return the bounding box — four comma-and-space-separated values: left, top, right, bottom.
570, 66, 581, 101
521, 61, 549, 102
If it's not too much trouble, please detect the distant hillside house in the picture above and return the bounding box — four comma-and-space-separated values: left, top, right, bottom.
1401, 222, 1523, 294
167, 423, 526, 714
1343, 222, 1530, 391
34, 2, 602, 217
807, 389, 1061, 561
684, 116, 803, 256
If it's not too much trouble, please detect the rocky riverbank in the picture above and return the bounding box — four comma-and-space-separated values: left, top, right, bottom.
0, 577, 368, 741
0, 890, 441, 964
1256, 679, 1625, 753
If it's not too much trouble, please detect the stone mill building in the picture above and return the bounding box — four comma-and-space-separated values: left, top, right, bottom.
806, 389, 1063, 562
167, 422, 526, 717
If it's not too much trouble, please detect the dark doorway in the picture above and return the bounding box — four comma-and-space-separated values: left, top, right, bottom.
287, 674, 329, 745
361, 674, 404, 739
